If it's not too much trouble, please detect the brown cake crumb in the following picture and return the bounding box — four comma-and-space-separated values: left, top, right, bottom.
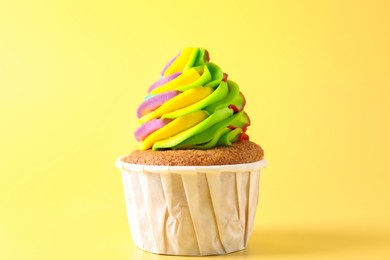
123, 141, 264, 166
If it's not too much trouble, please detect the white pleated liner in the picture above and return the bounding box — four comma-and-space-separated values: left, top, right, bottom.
116, 157, 267, 256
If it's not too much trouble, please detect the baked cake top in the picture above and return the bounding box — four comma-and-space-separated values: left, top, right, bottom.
124, 141, 263, 166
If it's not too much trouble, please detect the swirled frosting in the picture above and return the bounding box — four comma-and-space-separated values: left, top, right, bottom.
134, 47, 250, 151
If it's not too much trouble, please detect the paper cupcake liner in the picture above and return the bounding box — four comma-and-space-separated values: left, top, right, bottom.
116, 157, 267, 256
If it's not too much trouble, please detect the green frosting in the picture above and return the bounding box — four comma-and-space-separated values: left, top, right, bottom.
169, 111, 249, 150
204, 80, 245, 113
153, 107, 234, 150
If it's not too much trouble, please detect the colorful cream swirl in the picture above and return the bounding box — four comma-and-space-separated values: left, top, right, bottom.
134, 47, 250, 151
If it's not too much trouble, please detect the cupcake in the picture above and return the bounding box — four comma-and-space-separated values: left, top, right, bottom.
116, 47, 266, 256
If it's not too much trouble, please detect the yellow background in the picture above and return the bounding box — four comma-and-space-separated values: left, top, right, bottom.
1, 0, 389, 259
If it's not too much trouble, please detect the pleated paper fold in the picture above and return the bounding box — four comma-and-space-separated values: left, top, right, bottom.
116, 158, 266, 256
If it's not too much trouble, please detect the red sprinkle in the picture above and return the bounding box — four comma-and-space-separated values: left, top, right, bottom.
228, 104, 240, 113
238, 132, 250, 141
227, 126, 236, 130
205, 50, 210, 61
242, 126, 248, 132
222, 73, 228, 82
